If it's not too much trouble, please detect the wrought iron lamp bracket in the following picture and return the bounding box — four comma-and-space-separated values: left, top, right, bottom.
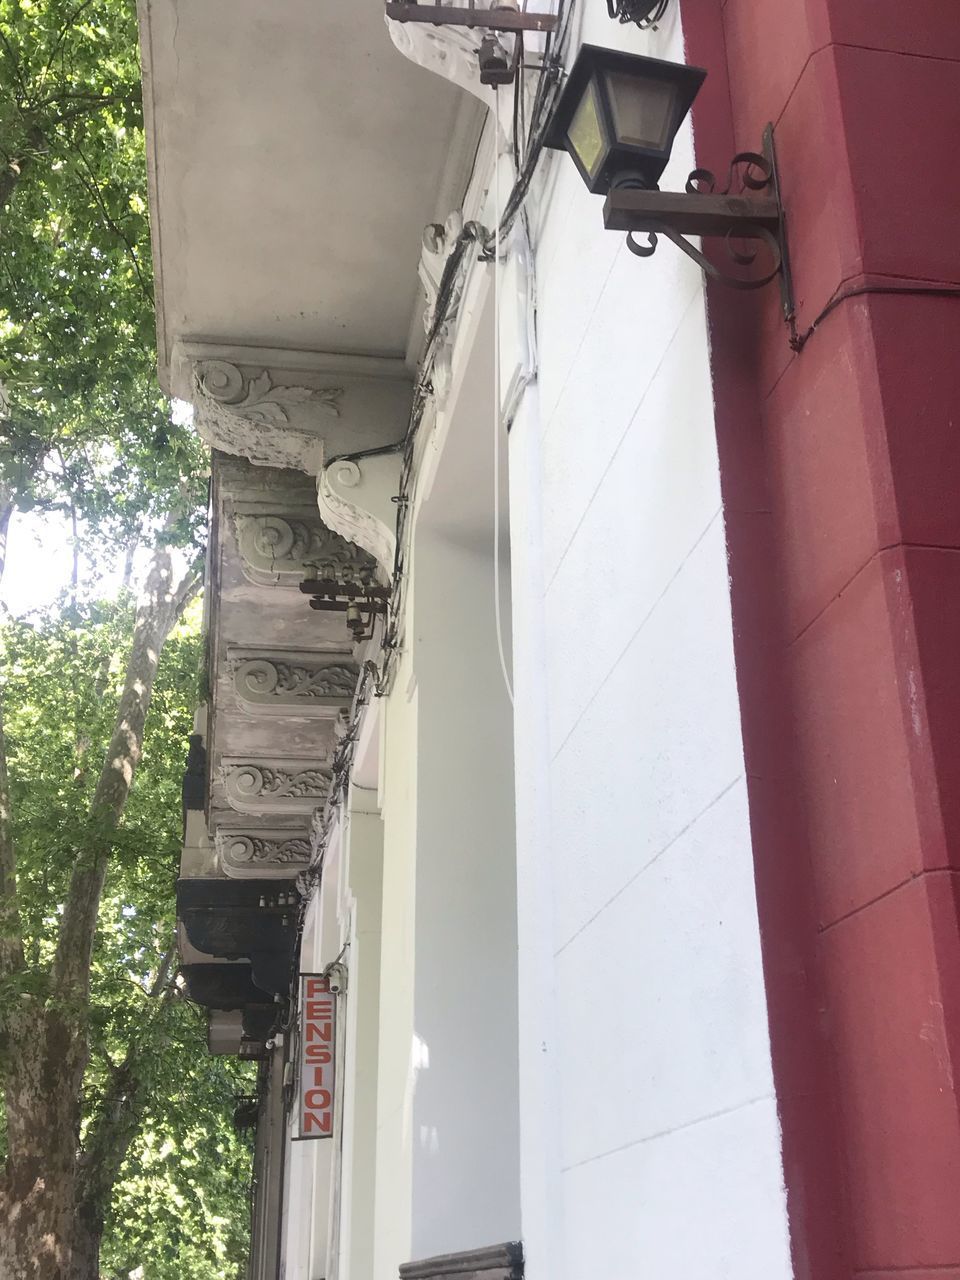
604, 124, 795, 323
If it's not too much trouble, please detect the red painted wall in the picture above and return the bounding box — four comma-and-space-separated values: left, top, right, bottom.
681, 2, 960, 1278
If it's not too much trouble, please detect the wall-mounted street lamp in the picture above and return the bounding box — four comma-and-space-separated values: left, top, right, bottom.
544, 45, 794, 313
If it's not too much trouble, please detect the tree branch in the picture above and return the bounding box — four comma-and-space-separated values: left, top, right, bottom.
0, 25, 28, 101
37, 0, 100, 91
71, 941, 179, 1262
0, 689, 25, 983
0, 124, 46, 217
65, 138, 152, 304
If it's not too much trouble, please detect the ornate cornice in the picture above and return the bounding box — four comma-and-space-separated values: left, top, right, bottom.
230, 652, 359, 715
220, 758, 332, 815
172, 341, 413, 477
216, 827, 312, 879
231, 511, 377, 587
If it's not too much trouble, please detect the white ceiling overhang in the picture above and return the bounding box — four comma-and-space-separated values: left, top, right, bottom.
138, 0, 478, 393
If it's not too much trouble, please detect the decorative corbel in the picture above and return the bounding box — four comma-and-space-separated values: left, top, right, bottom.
386, 7, 496, 106
171, 341, 413, 476
317, 453, 401, 582
220, 758, 333, 816
230, 509, 378, 588
215, 827, 312, 879
193, 360, 342, 473
230, 651, 360, 717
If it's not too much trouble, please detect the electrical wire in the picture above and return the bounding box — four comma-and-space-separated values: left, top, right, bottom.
493, 88, 515, 707
299, 0, 580, 901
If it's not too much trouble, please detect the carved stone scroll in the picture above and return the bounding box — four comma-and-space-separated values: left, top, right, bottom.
216, 828, 312, 879
231, 512, 377, 587
317, 453, 400, 580
221, 759, 333, 815
231, 652, 359, 716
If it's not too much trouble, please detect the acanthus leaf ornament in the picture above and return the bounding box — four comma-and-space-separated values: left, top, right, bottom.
216, 828, 312, 879
220, 758, 334, 815
231, 654, 359, 714
196, 360, 343, 423
232, 512, 378, 587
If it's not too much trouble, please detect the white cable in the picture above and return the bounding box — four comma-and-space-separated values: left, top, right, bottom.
493, 89, 515, 708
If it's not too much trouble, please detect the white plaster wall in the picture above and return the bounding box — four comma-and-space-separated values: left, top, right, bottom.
505, 8, 794, 1280
370, 284, 522, 1276
372, 652, 418, 1280
407, 533, 520, 1260
336, 795, 385, 1280
280, 875, 338, 1280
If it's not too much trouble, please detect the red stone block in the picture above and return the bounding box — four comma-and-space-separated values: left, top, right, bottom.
789, 548, 937, 926
720, 0, 828, 147
834, 45, 960, 288
763, 298, 889, 639
818, 871, 960, 1269
743, 771, 851, 1280
902, 547, 960, 868
826, 0, 960, 69
771, 47, 861, 332
870, 292, 960, 551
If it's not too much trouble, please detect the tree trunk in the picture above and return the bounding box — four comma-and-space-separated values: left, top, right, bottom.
63, 1214, 99, 1280
0, 126, 46, 219
0, 544, 201, 1280
65, 950, 177, 1280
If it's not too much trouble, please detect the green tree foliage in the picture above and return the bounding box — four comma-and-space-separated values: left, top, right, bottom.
0, 5, 249, 1274
1, 597, 253, 1279
0, 0, 205, 542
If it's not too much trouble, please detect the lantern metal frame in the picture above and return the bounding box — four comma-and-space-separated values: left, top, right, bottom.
544, 44, 707, 195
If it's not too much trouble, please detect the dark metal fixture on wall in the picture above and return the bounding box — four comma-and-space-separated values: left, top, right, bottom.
606, 0, 670, 30
299, 568, 390, 643
384, 0, 558, 85
543, 44, 794, 315
384, 1, 558, 34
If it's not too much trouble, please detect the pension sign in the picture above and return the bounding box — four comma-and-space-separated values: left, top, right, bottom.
298, 974, 336, 1139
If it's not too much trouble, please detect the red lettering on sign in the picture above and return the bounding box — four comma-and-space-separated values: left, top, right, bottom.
299, 974, 337, 1140
303, 1111, 332, 1135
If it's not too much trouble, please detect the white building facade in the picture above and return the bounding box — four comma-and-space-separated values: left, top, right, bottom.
143, 2, 798, 1278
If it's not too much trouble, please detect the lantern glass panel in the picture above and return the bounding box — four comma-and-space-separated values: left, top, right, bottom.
566, 76, 608, 182
604, 70, 677, 153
